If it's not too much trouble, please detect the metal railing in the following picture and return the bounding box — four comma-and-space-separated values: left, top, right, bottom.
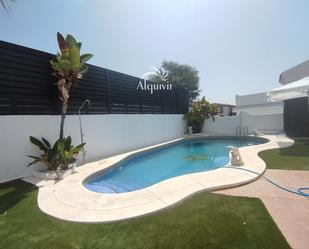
236, 126, 249, 136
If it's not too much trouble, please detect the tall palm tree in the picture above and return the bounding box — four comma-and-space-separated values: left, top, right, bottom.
0, 0, 13, 14
0, 0, 8, 13
0, 0, 9, 14
50, 33, 93, 139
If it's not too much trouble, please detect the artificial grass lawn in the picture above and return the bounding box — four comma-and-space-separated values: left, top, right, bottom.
259, 139, 309, 170
0, 181, 290, 249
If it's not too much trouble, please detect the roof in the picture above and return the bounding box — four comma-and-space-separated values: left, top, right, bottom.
268, 77, 309, 101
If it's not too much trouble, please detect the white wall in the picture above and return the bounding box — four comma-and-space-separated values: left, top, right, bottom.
242, 112, 283, 134
279, 59, 309, 84
0, 114, 186, 183
204, 115, 240, 135
236, 92, 268, 106
204, 112, 283, 135
234, 91, 283, 115
234, 104, 283, 115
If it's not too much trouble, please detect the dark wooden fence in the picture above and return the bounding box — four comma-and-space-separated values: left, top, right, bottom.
284, 97, 309, 137
0, 41, 189, 115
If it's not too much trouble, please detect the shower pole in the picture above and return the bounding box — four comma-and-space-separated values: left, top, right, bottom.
78, 99, 90, 164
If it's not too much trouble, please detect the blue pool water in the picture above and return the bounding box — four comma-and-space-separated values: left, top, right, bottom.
84, 137, 266, 194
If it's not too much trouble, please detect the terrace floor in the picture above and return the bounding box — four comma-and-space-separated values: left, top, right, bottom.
215, 169, 309, 249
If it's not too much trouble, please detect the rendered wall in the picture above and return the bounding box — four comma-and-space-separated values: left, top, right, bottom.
234, 92, 283, 115
204, 115, 240, 135
0, 114, 186, 183
242, 112, 284, 134
204, 112, 283, 135
234, 104, 283, 115
279, 59, 309, 84
236, 92, 271, 107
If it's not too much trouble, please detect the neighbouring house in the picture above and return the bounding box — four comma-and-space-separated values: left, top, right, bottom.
213, 103, 235, 116
204, 84, 286, 136
203, 92, 284, 135
234, 92, 283, 115
231, 60, 309, 136
276, 60, 309, 137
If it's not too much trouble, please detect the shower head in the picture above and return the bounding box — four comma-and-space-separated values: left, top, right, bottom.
79, 99, 91, 114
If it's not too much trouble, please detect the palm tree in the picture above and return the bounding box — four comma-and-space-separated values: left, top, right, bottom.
0, 0, 13, 14
50, 33, 93, 139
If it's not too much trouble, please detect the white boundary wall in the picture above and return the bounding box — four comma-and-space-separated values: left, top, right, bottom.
204, 112, 283, 135
0, 114, 186, 183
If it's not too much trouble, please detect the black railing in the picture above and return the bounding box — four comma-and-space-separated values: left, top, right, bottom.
0, 41, 189, 115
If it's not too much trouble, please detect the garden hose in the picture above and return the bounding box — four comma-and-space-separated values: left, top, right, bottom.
225, 166, 309, 197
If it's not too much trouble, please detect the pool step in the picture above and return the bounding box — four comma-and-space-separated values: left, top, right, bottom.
85, 178, 148, 193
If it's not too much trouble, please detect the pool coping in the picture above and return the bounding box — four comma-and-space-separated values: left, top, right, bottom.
23, 134, 294, 223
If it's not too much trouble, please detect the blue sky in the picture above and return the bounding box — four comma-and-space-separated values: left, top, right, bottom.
1, 0, 309, 104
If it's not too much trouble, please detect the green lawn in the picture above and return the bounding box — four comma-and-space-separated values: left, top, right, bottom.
0, 180, 290, 249
259, 139, 309, 170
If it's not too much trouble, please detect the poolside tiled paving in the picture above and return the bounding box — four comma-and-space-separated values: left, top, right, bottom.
215, 169, 309, 249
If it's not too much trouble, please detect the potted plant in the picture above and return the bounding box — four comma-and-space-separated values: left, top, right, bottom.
184, 97, 217, 133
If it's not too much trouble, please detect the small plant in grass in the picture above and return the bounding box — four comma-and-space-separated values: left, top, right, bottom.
27, 136, 85, 172
184, 97, 217, 133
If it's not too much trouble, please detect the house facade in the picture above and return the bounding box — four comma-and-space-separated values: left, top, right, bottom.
213, 103, 235, 116
233, 59, 309, 137
279, 60, 309, 137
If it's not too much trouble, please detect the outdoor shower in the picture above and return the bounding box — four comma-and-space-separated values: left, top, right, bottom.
79, 99, 91, 164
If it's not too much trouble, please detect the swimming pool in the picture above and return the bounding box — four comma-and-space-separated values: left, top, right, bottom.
84, 137, 267, 194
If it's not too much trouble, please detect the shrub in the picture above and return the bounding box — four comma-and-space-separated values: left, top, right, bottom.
184, 97, 217, 133
27, 136, 85, 171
